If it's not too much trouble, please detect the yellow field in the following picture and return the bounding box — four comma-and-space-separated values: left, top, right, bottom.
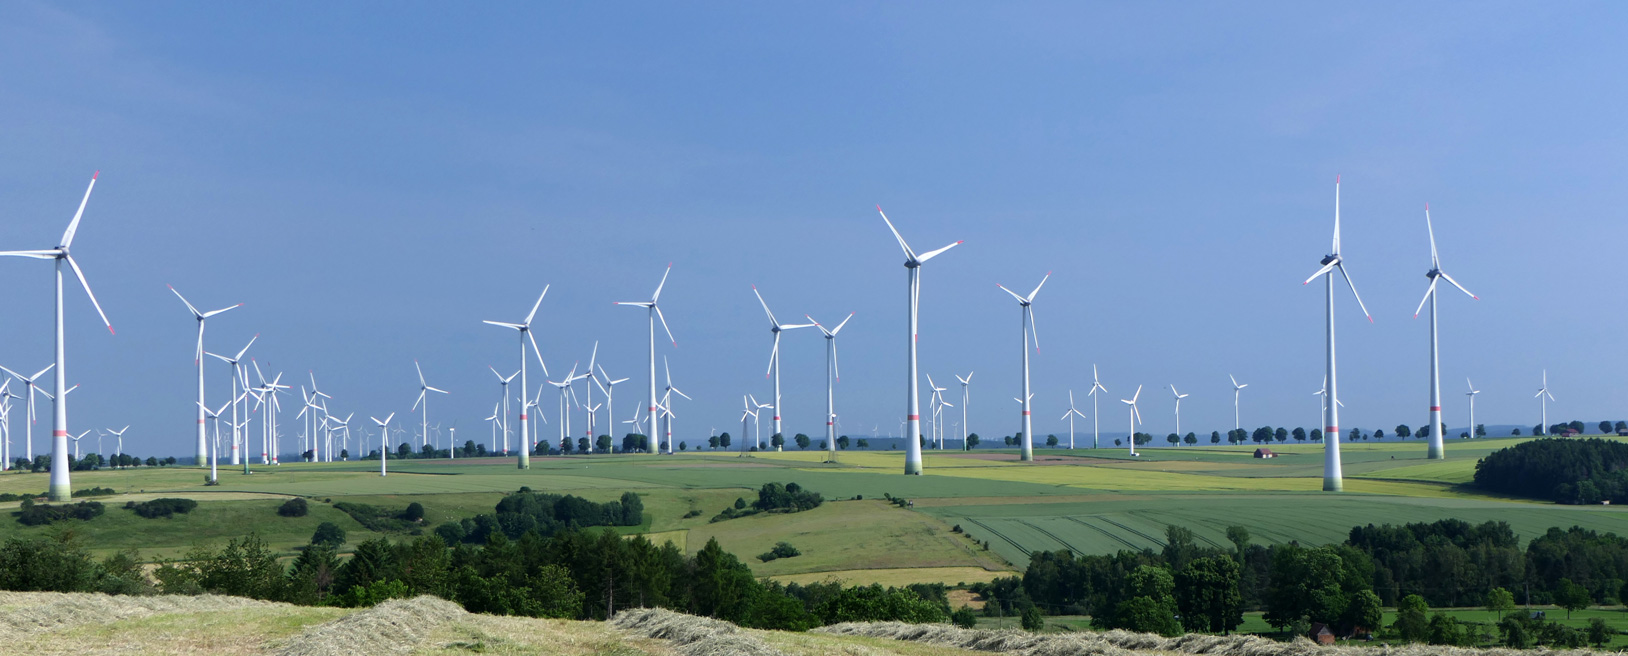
926, 461, 1505, 500
747, 450, 1020, 469
638, 529, 688, 551
769, 566, 1007, 588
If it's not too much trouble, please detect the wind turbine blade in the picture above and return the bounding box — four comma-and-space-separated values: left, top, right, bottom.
64, 255, 113, 334
751, 286, 779, 326
201, 303, 241, 319
832, 341, 841, 382
1132, 385, 1142, 402
235, 334, 259, 361
1413, 279, 1437, 319
1027, 271, 1051, 302
524, 286, 549, 325
652, 263, 672, 302
1337, 263, 1373, 321
0, 250, 60, 260
416, 360, 427, 387
528, 329, 550, 377
765, 338, 779, 378
484, 320, 524, 329
1438, 271, 1477, 300
1028, 306, 1040, 353
168, 284, 202, 318
427, 386, 449, 394
1302, 261, 1337, 285
916, 240, 963, 263
1425, 203, 1440, 267
831, 312, 854, 335
59, 172, 97, 249
876, 206, 918, 260
1547, 391, 1556, 402
655, 306, 676, 346
1133, 405, 1142, 425
664, 355, 673, 387
1332, 175, 1342, 254
996, 283, 1028, 304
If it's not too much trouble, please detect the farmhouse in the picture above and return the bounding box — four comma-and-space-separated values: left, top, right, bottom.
1253, 448, 1276, 459
1308, 623, 1335, 645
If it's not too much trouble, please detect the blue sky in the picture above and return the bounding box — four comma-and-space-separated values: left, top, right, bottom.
2, 2, 1625, 457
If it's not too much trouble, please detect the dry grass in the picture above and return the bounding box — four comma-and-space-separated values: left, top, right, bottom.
815, 622, 1621, 656
277, 595, 464, 656
612, 607, 786, 656
0, 590, 277, 636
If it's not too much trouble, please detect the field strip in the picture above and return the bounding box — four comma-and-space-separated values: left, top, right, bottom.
1097, 516, 1167, 547
964, 518, 1029, 558
768, 566, 1010, 587
1061, 516, 1140, 551
1017, 519, 1084, 556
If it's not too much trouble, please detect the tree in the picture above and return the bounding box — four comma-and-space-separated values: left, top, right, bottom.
403, 502, 425, 522
1511, 427, 1521, 436
1275, 427, 1288, 443
1346, 590, 1383, 635
1167, 433, 1180, 447
1395, 424, 1412, 439
1373, 429, 1385, 440
311, 522, 346, 547
1587, 617, 1613, 647
951, 605, 978, 628
1393, 594, 1430, 642
1555, 578, 1591, 618
278, 498, 309, 517
1476, 424, 1487, 437
1226, 525, 1250, 557
577, 437, 590, 454
1292, 427, 1307, 442
1534, 424, 1544, 436
1114, 565, 1181, 636
1046, 435, 1059, 447
966, 433, 980, 449
770, 433, 785, 450
1617, 420, 1627, 433
1569, 420, 1585, 434
1310, 428, 1322, 442
856, 438, 868, 449
836, 435, 850, 450
1184, 432, 1197, 445
1176, 555, 1243, 634
793, 433, 811, 450
596, 435, 612, 453
719, 432, 732, 449
1485, 587, 1515, 620
1349, 428, 1361, 442
1020, 604, 1044, 631
1600, 421, 1614, 435
707, 435, 719, 449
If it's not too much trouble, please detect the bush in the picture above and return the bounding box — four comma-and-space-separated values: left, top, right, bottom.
277, 498, 309, 517
757, 541, 801, 562
310, 521, 347, 547
1021, 604, 1045, 631
951, 605, 979, 628
16, 501, 105, 526
403, 502, 425, 522
126, 498, 198, 519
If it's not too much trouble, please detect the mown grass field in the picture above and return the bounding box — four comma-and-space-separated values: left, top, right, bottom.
0, 435, 1621, 584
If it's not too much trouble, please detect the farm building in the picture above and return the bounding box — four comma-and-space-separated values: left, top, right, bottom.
1308, 623, 1335, 645
1253, 448, 1276, 459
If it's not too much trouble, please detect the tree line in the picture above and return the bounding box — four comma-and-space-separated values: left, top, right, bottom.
1473, 438, 1628, 504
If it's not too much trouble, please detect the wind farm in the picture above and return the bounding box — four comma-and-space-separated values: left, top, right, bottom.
3, 4, 1627, 652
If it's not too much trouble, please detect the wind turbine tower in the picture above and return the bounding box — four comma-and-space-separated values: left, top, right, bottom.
751, 286, 814, 447
996, 273, 1049, 462
169, 286, 241, 467
1413, 204, 1478, 459
1088, 365, 1107, 449
876, 206, 962, 475
1121, 385, 1142, 457
615, 265, 676, 456
808, 312, 854, 462
1170, 385, 1189, 440
1466, 379, 1480, 439
484, 289, 550, 469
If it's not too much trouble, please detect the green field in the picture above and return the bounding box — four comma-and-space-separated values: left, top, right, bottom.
1, 435, 1623, 583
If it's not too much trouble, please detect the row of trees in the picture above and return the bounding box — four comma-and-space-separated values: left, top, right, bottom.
1009, 518, 1628, 645
9, 453, 180, 473
1473, 438, 1628, 504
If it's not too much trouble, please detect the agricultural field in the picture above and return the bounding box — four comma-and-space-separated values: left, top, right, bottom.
0, 435, 1622, 585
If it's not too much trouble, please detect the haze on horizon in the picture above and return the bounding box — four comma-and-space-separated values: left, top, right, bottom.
2, 2, 1625, 458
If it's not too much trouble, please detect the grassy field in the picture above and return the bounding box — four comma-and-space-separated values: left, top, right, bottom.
0, 435, 1621, 584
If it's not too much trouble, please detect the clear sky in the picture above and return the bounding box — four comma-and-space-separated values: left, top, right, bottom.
2, 2, 1625, 458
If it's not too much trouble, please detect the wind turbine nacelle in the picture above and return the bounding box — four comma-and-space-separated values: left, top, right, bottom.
1320, 254, 1339, 266
1426, 268, 1441, 279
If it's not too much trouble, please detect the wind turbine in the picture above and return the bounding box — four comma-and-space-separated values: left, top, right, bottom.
1413, 204, 1479, 459
69, 429, 90, 461
877, 206, 963, 475
1229, 375, 1247, 431
328, 413, 352, 459
490, 367, 518, 454
1062, 391, 1086, 450
807, 312, 854, 462
371, 413, 395, 476
411, 360, 449, 453
205, 334, 257, 472
1466, 379, 1480, 439
168, 285, 241, 468
581, 342, 601, 449
0, 382, 14, 469
927, 375, 949, 450
108, 425, 128, 462
616, 265, 676, 456
1313, 376, 1343, 437
1170, 385, 1189, 442
1535, 370, 1555, 433
1302, 176, 1373, 492
751, 286, 814, 447
955, 372, 973, 450
996, 273, 1049, 462
485, 288, 551, 469
0, 363, 54, 462
485, 403, 500, 453
594, 364, 629, 448
1087, 365, 1108, 449
660, 356, 690, 454
748, 394, 772, 449
548, 363, 587, 452
0, 173, 115, 500
739, 397, 757, 458
200, 398, 232, 483
1121, 385, 1142, 457
308, 371, 333, 461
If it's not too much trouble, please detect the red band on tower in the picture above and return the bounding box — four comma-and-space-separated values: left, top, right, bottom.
908, 415, 919, 420
1430, 406, 1440, 412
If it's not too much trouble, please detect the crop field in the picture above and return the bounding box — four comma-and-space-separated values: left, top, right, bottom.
1, 435, 1622, 583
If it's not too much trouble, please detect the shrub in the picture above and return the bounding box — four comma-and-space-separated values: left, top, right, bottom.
277, 498, 309, 517
310, 521, 347, 547
17, 501, 104, 526
757, 541, 801, 562
403, 502, 425, 522
1021, 604, 1045, 631
125, 498, 198, 519
951, 605, 979, 628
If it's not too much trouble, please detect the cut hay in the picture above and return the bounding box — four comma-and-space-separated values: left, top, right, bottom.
0, 590, 276, 636
813, 622, 1614, 656
612, 607, 786, 656
276, 595, 464, 656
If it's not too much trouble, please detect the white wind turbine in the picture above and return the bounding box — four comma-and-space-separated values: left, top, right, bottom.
371, 413, 395, 476
1535, 370, 1555, 434
485, 288, 551, 469
955, 372, 973, 450
549, 363, 588, 452
749, 394, 772, 449
490, 367, 518, 454
877, 206, 963, 475
997, 272, 1049, 462
411, 360, 449, 452
69, 429, 90, 461
616, 265, 676, 456
0, 382, 14, 469
1229, 375, 1247, 431
206, 334, 257, 471
1062, 391, 1086, 450
1170, 385, 1190, 442
1087, 365, 1108, 449
1302, 176, 1374, 492
594, 364, 630, 447
1466, 379, 1480, 439
660, 356, 690, 454
0, 173, 115, 500
807, 312, 854, 462
485, 403, 500, 453
168, 285, 241, 468
308, 371, 333, 461
926, 374, 949, 450
581, 342, 601, 448
200, 398, 233, 483
328, 413, 353, 459
108, 425, 128, 462
1121, 385, 1143, 457
0, 363, 54, 462
1413, 204, 1479, 459
751, 286, 814, 447
738, 397, 756, 458
1313, 376, 1343, 439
